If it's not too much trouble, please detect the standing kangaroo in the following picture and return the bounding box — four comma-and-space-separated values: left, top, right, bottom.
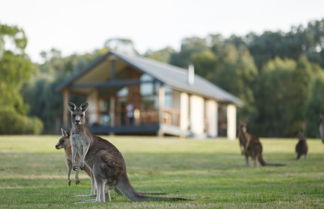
238, 123, 248, 156
55, 128, 83, 185
68, 102, 92, 172
318, 114, 324, 143
295, 131, 308, 160
68, 102, 187, 202
238, 122, 284, 167
56, 128, 128, 197
55, 128, 98, 195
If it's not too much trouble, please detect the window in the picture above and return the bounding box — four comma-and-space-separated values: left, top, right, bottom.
140, 73, 157, 109
140, 73, 154, 81
99, 100, 110, 126
117, 87, 128, 97
164, 85, 173, 108
140, 74, 155, 96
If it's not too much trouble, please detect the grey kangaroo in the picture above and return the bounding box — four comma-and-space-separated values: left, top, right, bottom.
56, 128, 129, 197
295, 131, 308, 160
238, 122, 285, 167
68, 102, 92, 172
56, 129, 165, 198
68, 102, 187, 202
55, 128, 98, 195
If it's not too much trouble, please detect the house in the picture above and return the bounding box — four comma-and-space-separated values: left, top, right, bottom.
57, 51, 241, 139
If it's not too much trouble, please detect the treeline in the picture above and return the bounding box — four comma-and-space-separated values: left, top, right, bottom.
146, 19, 324, 137
0, 24, 43, 134
1, 19, 324, 137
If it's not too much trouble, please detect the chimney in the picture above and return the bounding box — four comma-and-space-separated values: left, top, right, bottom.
188, 64, 195, 85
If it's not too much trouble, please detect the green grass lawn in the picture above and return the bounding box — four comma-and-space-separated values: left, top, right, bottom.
0, 135, 323, 209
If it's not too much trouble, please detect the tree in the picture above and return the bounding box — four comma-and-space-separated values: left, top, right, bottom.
144, 47, 175, 63
23, 48, 106, 133
0, 23, 43, 134
104, 38, 139, 55
252, 57, 313, 137
0, 24, 32, 113
246, 19, 324, 69
170, 36, 209, 67
171, 35, 258, 121
209, 44, 257, 120
304, 63, 324, 138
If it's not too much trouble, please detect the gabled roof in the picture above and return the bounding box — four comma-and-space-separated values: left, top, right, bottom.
57, 51, 242, 105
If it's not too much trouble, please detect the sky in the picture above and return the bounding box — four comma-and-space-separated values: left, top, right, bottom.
1, 0, 324, 63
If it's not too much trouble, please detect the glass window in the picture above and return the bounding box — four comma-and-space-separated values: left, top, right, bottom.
141, 82, 154, 96
164, 85, 172, 94
99, 100, 109, 112
140, 73, 154, 81
117, 87, 128, 97
140, 73, 155, 96
99, 114, 110, 126
164, 86, 173, 108
98, 99, 110, 126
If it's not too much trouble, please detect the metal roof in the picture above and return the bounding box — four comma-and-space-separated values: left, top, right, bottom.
57, 51, 242, 105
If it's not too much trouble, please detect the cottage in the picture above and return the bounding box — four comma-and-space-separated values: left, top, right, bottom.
57, 51, 241, 139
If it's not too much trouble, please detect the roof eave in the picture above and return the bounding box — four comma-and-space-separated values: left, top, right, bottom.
56, 51, 112, 92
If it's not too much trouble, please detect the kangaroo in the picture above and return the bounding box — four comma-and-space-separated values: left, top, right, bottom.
238, 122, 248, 156
55, 128, 83, 185
238, 122, 284, 167
295, 131, 308, 160
318, 114, 324, 144
56, 128, 131, 197
68, 102, 92, 171
55, 128, 98, 195
68, 102, 187, 202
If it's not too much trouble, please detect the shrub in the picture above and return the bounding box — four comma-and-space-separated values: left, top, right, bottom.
0, 108, 43, 134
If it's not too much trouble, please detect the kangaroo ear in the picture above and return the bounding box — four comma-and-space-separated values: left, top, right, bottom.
80, 102, 88, 112
61, 128, 67, 136
61, 128, 70, 137
68, 102, 76, 112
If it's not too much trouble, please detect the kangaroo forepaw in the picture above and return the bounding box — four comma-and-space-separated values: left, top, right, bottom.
75, 179, 80, 185
68, 180, 71, 186
80, 161, 87, 170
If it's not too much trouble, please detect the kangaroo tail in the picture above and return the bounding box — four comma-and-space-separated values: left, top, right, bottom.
116, 174, 188, 201
259, 155, 285, 166
139, 192, 167, 195
258, 155, 267, 166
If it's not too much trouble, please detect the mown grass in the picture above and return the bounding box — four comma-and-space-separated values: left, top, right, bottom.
0, 135, 323, 209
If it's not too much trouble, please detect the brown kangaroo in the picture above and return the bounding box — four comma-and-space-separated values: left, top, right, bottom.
55, 128, 83, 185
238, 122, 248, 156
295, 131, 308, 160
56, 128, 161, 198
238, 122, 285, 167
318, 114, 324, 143
68, 102, 187, 202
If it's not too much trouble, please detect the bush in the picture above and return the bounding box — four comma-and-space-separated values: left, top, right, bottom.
0, 108, 43, 134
